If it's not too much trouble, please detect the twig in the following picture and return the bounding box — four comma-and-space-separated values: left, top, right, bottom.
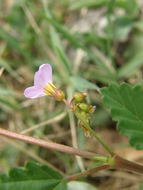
0, 128, 95, 159
66, 164, 110, 181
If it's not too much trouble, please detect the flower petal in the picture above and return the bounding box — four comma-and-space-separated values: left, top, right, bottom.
34, 64, 52, 87
24, 86, 45, 99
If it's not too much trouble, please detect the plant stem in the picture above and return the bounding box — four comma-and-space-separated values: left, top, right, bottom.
74, 110, 114, 156
0, 128, 95, 159
89, 127, 114, 156
0, 128, 143, 174
114, 155, 143, 174
67, 155, 143, 180
66, 164, 110, 181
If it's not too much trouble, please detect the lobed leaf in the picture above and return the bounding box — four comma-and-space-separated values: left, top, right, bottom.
0, 161, 67, 190
101, 83, 143, 149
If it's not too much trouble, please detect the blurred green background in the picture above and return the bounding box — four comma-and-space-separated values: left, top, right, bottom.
0, 0, 143, 189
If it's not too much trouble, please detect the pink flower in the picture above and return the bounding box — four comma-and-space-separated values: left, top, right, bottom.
24, 64, 64, 101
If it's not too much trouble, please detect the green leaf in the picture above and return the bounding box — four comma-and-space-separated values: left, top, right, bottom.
70, 76, 99, 91
0, 97, 18, 111
118, 53, 143, 78
50, 26, 71, 76
42, 2, 71, 77
44, 16, 81, 48
85, 69, 117, 84
101, 83, 143, 149
0, 88, 16, 96
0, 59, 21, 81
69, 0, 109, 10
116, 0, 139, 17
42, 8, 115, 78
0, 161, 67, 190
68, 181, 98, 190
111, 16, 133, 41
55, 47, 71, 75
54, 181, 67, 190
0, 28, 22, 55
118, 31, 143, 78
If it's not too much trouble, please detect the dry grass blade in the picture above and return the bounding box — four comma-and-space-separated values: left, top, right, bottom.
21, 111, 67, 134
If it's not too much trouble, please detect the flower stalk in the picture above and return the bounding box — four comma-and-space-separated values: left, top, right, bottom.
63, 92, 114, 156
73, 109, 114, 156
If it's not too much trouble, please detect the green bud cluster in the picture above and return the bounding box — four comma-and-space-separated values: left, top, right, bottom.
71, 91, 96, 137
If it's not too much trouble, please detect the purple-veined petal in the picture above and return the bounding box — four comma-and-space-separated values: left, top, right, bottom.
34, 64, 52, 87
24, 86, 45, 99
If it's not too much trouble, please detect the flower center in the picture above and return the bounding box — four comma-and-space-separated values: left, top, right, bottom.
43, 83, 56, 96
43, 82, 65, 101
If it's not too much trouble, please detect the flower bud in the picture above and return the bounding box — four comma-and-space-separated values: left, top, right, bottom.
78, 103, 96, 113
73, 92, 87, 103
78, 103, 88, 112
